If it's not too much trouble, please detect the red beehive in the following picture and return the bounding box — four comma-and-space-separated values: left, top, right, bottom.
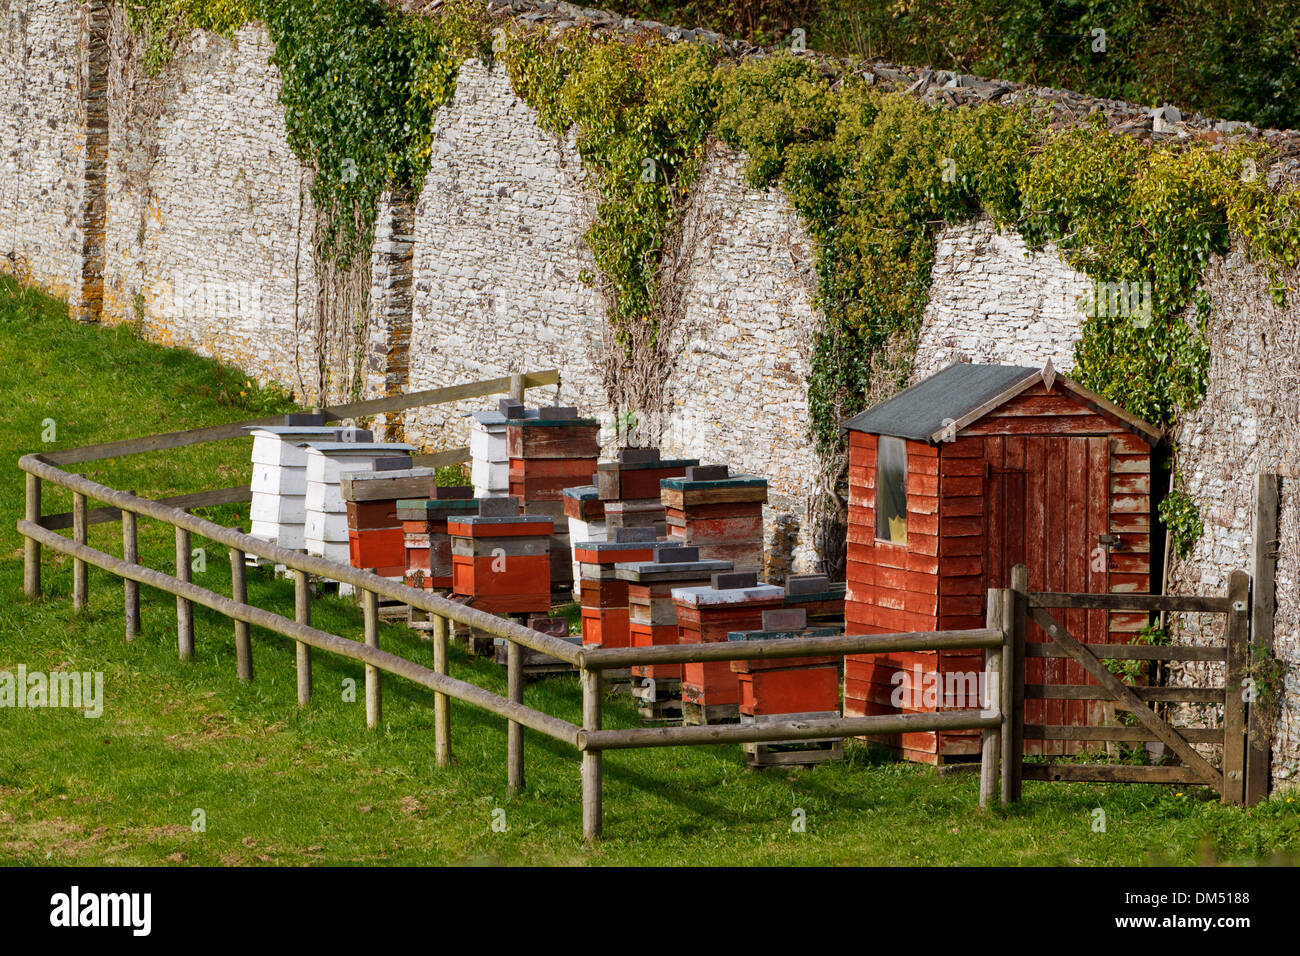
728, 610, 842, 717
660, 466, 767, 572
398, 489, 477, 590
574, 527, 660, 649
449, 497, 554, 615
615, 546, 732, 689
596, 448, 699, 501
341, 463, 443, 578
840, 362, 1160, 764
671, 572, 784, 725
506, 407, 600, 593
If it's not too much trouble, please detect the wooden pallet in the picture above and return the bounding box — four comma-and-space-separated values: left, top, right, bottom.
682, 701, 740, 726
491, 638, 580, 677
740, 711, 845, 769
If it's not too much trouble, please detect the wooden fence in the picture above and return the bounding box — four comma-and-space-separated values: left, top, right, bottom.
996, 564, 1263, 806
15, 371, 1012, 839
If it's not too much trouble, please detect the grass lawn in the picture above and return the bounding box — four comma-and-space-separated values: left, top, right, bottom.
1, 275, 1298, 866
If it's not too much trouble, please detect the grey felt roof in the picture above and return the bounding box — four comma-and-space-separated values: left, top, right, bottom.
841, 364, 1038, 440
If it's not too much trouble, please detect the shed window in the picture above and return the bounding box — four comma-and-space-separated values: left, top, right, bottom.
875, 436, 908, 544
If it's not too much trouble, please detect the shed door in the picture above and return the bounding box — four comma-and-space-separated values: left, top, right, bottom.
984, 467, 1027, 590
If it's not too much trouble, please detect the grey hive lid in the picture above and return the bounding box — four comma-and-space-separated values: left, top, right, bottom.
840, 364, 1040, 442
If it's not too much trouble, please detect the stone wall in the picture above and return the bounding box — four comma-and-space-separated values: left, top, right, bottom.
400, 59, 607, 450
102, 20, 321, 399
0, 0, 86, 303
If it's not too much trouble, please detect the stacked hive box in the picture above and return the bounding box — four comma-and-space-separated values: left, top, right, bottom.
340, 462, 442, 579
246, 417, 338, 555
671, 571, 784, 725
660, 465, 767, 572
469, 406, 512, 498
563, 484, 605, 599
574, 527, 660, 649
783, 573, 848, 629
449, 497, 553, 615
301, 433, 416, 570
728, 607, 845, 768
398, 487, 477, 591
506, 407, 600, 594
616, 545, 732, 718
598, 447, 697, 538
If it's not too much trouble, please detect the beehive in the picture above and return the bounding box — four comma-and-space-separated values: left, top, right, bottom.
727, 610, 842, 717
596, 447, 697, 539
660, 465, 767, 572
563, 484, 606, 599
448, 497, 553, 615
671, 572, 784, 725
341, 463, 443, 579
615, 546, 732, 691
397, 487, 477, 591
506, 407, 600, 593
300, 435, 415, 570
574, 527, 660, 649
840, 363, 1160, 763
469, 406, 512, 498
245, 418, 338, 553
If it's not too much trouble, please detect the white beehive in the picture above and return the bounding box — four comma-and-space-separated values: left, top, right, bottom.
469, 410, 510, 498
245, 424, 339, 554
301, 440, 416, 571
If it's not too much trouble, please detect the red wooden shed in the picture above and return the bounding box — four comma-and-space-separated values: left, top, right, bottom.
840, 362, 1163, 764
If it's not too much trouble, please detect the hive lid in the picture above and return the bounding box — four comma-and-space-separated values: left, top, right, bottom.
297, 442, 417, 454
562, 484, 601, 500
726, 626, 840, 641
596, 457, 699, 472
659, 474, 766, 490
244, 425, 339, 436
670, 584, 784, 606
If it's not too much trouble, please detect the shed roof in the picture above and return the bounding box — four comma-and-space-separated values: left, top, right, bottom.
840, 362, 1162, 446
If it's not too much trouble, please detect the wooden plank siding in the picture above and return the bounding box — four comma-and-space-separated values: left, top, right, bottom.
844, 377, 1155, 764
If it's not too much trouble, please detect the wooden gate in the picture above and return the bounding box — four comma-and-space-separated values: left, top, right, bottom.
999, 565, 1261, 805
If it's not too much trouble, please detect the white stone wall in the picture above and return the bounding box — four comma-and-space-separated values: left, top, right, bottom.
401, 59, 608, 451
912, 216, 1093, 379
659, 143, 821, 576
0, 0, 85, 300
1167, 250, 1300, 781
103, 22, 320, 399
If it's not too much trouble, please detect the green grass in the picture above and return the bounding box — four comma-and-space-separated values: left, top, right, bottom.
1, 275, 1299, 866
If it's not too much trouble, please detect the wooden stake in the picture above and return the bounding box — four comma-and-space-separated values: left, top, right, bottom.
1222, 569, 1250, 805
1246, 474, 1278, 806
72, 489, 87, 611
581, 667, 602, 840
433, 613, 451, 767
999, 584, 1015, 806
980, 589, 1003, 809
23, 472, 41, 597
509, 372, 525, 403
230, 548, 252, 681
363, 586, 381, 730
122, 506, 139, 640
508, 640, 524, 794
294, 565, 311, 706
1008, 564, 1028, 802
175, 524, 193, 660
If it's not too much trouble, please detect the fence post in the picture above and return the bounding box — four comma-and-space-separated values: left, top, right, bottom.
122, 502, 139, 640
507, 639, 524, 794
433, 613, 451, 767
1222, 569, 1250, 805
230, 548, 253, 681
175, 523, 194, 660
509, 372, 525, 403
980, 589, 1003, 809
363, 586, 381, 730
1007, 564, 1028, 803
72, 489, 88, 611
23, 472, 41, 597
999, 583, 1016, 806
581, 667, 602, 840
1246, 473, 1279, 806
294, 564, 312, 707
